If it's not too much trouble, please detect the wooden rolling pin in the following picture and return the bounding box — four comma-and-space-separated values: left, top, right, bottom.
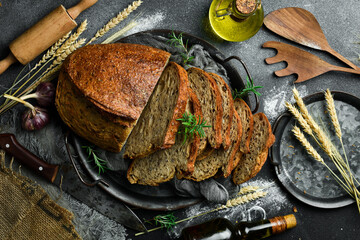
0, 0, 98, 75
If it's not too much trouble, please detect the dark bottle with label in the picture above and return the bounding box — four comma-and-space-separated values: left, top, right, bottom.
179, 214, 297, 240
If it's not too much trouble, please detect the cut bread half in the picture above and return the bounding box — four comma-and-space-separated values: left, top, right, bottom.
187, 68, 223, 149
179, 110, 242, 181
232, 113, 275, 185
208, 72, 234, 150
234, 98, 254, 154
127, 89, 202, 186
124, 62, 189, 159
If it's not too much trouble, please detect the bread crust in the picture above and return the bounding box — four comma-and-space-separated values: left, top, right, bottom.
161, 62, 190, 149
208, 72, 234, 150
234, 98, 254, 154
232, 112, 275, 185
187, 68, 223, 149
55, 43, 170, 152
64, 43, 171, 121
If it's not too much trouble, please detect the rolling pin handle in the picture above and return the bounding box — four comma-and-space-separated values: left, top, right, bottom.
0, 52, 17, 75
67, 0, 98, 19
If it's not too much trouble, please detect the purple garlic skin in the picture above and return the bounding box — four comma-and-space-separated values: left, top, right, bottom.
21, 107, 50, 131
36, 82, 55, 107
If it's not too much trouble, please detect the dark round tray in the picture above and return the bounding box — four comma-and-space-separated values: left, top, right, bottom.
72, 29, 257, 211
270, 91, 360, 209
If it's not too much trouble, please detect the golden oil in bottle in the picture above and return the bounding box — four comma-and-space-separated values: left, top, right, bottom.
209, 0, 264, 42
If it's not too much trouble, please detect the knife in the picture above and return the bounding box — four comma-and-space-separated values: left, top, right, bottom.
0, 133, 147, 232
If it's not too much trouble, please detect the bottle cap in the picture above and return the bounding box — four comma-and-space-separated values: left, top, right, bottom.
235, 0, 257, 15
284, 214, 297, 229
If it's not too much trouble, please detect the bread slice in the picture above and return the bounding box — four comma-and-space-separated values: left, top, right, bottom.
208, 73, 234, 150
124, 62, 189, 159
187, 68, 223, 149
179, 111, 242, 181
55, 43, 170, 152
127, 89, 202, 186
232, 113, 275, 185
234, 98, 254, 154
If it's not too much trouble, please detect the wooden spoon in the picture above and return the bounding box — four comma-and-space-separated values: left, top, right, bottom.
263, 41, 360, 83
264, 7, 360, 71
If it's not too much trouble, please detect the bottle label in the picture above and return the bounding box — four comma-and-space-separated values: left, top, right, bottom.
269, 214, 297, 234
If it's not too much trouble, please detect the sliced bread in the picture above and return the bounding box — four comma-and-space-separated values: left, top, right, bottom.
127, 89, 202, 186
232, 113, 275, 185
234, 98, 254, 154
208, 72, 234, 150
124, 62, 189, 159
179, 110, 242, 181
187, 68, 223, 149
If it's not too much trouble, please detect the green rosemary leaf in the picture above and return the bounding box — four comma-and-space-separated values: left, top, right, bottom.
177, 112, 211, 144
153, 213, 177, 230
167, 31, 194, 66
82, 145, 108, 175
233, 77, 263, 100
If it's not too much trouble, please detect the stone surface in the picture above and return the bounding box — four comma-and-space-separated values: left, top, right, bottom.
1, 0, 360, 239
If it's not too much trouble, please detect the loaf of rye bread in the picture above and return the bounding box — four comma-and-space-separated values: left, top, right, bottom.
55, 43, 170, 152
232, 113, 275, 185
127, 89, 202, 186
187, 68, 223, 149
124, 62, 189, 159
208, 73, 234, 150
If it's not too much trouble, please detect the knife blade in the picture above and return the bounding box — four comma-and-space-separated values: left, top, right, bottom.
0, 133, 147, 232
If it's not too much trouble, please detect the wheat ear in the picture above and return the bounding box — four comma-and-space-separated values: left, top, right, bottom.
87, 0, 142, 45
293, 88, 334, 157
237, 185, 260, 195
292, 126, 324, 164
286, 102, 313, 135
135, 191, 267, 236
325, 89, 342, 139
33, 31, 71, 70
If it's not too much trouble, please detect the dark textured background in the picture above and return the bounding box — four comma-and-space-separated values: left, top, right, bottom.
1, 0, 360, 239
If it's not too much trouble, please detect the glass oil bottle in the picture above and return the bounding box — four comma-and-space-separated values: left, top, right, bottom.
209, 0, 264, 42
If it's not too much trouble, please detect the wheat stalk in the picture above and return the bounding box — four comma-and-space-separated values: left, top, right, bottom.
221, 191, 267, 209
286, 102, 312, 135
237, 185, 260, 195
325, 89, 342, 139
292, 126, 324, 164
87, 0, 142, 45
135, 191, 267, 236
32, 31, 71, 70
293, 88, 334, 157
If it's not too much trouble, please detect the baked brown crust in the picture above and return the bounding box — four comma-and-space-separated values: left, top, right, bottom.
223, 110, 242, 177
161, 62, 190, 149
208, 72, 234, 150
187, 67, 223, 149
63, 43, 171, 121
56, 69, 134, 152
234, 98, 254, 154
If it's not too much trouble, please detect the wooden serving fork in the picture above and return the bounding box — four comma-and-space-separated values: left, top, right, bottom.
263, 41, 360, 83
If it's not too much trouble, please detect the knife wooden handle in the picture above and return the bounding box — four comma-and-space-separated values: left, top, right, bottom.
0, 134, 59, 183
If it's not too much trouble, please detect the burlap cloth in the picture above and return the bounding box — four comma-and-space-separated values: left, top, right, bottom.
0, 150, 81, 240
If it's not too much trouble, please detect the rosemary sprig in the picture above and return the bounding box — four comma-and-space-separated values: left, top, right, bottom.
81, 145, 108, 175
167, 31, 194, 66
177, 112, 211, 143
233, 77, 263, 100
144, 213, 177, 231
